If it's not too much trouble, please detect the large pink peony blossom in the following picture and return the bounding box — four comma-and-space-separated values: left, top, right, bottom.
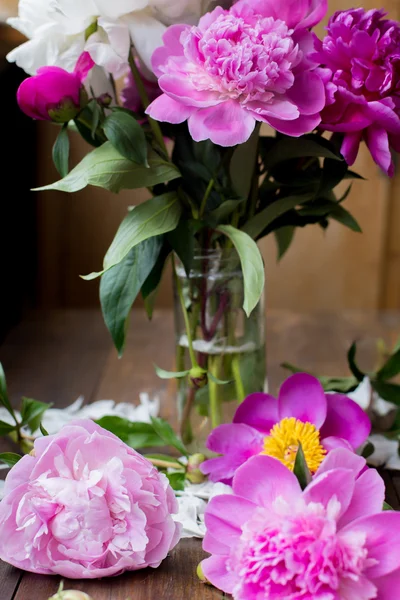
0, 420, 180, 578
201, 373, 371, 485
314, 8, 400, 176
17, 52, 94, 123
201, 448, 400, 599
146, 0, 327, 146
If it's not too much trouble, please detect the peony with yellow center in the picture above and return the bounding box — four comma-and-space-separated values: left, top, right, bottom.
262, 417, 326, 473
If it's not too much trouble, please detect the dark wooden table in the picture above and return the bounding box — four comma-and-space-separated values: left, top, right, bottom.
1, 309, 400, 600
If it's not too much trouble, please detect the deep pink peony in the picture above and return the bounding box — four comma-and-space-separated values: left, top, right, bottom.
314, 8, 400, 176
146, 0, 327, 146
201, 449, 400, 599
201, 373, 371, 485
0, 420, 180, 578
17, 52, 94, 123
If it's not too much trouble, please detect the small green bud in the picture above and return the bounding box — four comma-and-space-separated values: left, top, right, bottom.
186, 453, 206, 484
197, 561, 210, 584
189, 367, 208, 390
49, 589, 93, 600
98, 93, 112, 107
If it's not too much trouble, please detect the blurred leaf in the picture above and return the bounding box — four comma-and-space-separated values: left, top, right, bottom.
209, 199, 244, 225
103, 111, 147, 165
318, 158, 349, 196
376, 349, 400, 381
242, 194, 314, 240
40, 422, 49, 436
344, 170, 365, 180
154, 365, 190, 380
208, 373, 232, 385
34, 143, 180, 194
73, 104, 104, 147
84, 193, 181, 279
167, 220, 195, 275
372, 380, 400, 404
90, 99, 101, 138
230, 127, 259, 198
52, 124, 70, 177
383, 501, 394, 510
347, 343, 365, 381
100, 236, 163, 355
166, 471, 186, 491
96, 417, 165, 448
318, 376, 359, 393
142, 244, 171, 319
0, 420, 16, 436
274, 226, 295, 260
0, 452, 22, 467
0, 363, 16, 420
361, 441, 375, 459
330, 204, 362, 233
263, 136, 342, 170
151, 417, 188, 457
217, 225, 265, 317
20, 397, 52, 433
293, 443, 312, 490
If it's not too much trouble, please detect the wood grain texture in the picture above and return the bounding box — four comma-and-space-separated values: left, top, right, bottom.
1, 309, 400, 600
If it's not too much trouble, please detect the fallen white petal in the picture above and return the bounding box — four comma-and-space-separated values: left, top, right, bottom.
0, 480, 4, 501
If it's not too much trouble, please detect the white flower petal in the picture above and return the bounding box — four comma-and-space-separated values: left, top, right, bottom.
86, 17, 130, 77
126, 10, 166, 72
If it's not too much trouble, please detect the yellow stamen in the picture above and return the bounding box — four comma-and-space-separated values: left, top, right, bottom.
262, 417, 326, 473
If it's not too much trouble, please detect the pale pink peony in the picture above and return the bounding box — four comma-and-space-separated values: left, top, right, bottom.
146, 0, 327, 146
202, 448, 400, 599
0, 420, 180, 578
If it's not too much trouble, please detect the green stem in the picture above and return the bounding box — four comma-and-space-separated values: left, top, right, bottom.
172, 256, 198, 369
128, 52, 168, 157
232, 355, 246, 403
209, 355, 223, 428
199, 178, 215, 218
149, 458, 185, 470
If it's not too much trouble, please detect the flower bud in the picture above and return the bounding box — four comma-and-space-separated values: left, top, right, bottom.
49, 589, 93, 600
17, 52, 94, 123
189, 367, 208, 390
197, 561, 210, 584
97, 93, 112, 107
186, 453, 206, 484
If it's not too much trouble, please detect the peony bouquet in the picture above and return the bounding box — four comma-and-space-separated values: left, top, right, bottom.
7, 0, 400, 439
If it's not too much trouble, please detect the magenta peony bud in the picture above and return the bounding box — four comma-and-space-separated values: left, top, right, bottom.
17, 52, 94, 123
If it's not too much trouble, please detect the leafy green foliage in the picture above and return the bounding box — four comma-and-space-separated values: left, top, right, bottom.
103, 111, 147, 165
377, 348, 400, 381
20, 397, 52, 433
0, 363, 17, 421
166, 471, 186, 491
96, 417, 165, 449
151, 417, 188, 457
347, 343, 365, 382
100, 236, 163, 355
218, 225, 265, 316
274, 226, 295, 260
0, 420, 16, 436
154, 365, 191, 380
52, 124, 70, 177
0, 452, 22, 467
34, 143, 180, 194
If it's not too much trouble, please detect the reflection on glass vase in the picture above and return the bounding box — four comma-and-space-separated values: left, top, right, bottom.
174, 249, 266, 452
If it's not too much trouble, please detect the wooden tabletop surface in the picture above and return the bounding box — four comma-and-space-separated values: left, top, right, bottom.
1, 309, 400, 600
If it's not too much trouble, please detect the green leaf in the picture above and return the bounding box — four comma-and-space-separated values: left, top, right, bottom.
0, 452, 22, 467
96, 417, 164, 449
318, 157, 349, 196
347, 343, 365, 382
318, 376, 359, 393
84, 193, 182, 280
242, 194, 314, 240
209, 199, 244, 224
217, 225, 265, 317
166, 471, 186, 491
103, 111, 148, 165
0, 420, 16, 436
142, 244, 171, 319
0, 363, 16, 420
33, 143, 181, 194
274, 226, 295, 260
167, 220, 195, 275
361, 441, 375, 460
90, 100, 101, 138
154, 365, 190, 380
376, 348, 400, 381
100, 236, 163, 355
383, 501, 394, 511
208, 372, 232, 385
230, 126, 260, 199
150, 417, 188, 457
293, 443, 312, 491
330, 204, 362, 233
20, 397, 52, 433
372, 380, 400, 404
40, 422, 49, 436
52, 124, 70, 177
263, 136, 343, 170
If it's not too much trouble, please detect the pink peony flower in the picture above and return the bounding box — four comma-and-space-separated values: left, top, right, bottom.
146, 0, 327, 147
201, 374, 371, 485
0, 420, 180, 578
201, 448, 400, 599
17, 52, 94, 123
314, 8, 400, 176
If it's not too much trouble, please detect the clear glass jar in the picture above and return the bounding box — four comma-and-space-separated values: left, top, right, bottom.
174, 248, 266, 451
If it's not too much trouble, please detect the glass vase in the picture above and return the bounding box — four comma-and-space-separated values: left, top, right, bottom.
174, 248, 266, 451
